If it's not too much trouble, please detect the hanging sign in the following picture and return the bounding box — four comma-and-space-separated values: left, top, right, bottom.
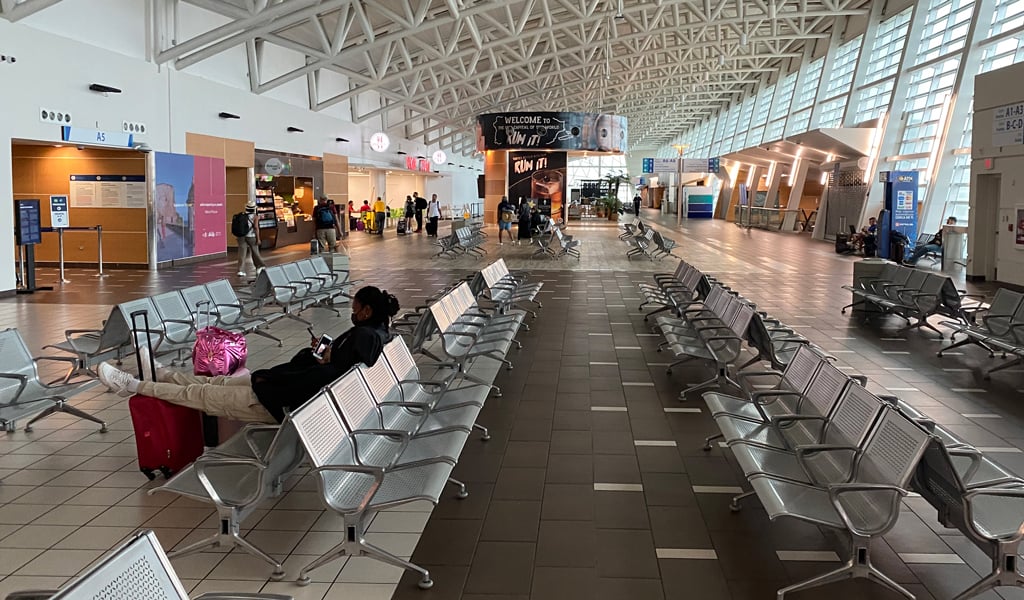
993, 102, 1024, 147
61, 126, 133, 148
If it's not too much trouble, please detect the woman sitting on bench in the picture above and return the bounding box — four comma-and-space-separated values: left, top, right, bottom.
98, 286, 400, 423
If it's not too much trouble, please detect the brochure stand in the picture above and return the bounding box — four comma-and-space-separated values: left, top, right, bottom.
15, 199, 53, 294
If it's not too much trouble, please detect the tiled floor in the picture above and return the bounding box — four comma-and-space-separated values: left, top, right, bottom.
2, 213, 1024, 599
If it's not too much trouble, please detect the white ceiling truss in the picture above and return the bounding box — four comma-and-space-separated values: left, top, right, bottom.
4, 0, 872, 155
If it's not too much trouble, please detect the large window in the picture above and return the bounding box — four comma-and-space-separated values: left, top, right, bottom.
816, 36, 862, 128
745, 83, 775, 147
854, 8, 912, 124
566, 154, 627, 192
916, 0, 976, 64
788, 57, 824, 135
765, 71, 798, 140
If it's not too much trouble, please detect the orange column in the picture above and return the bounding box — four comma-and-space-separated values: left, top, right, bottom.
483, 150, 507, 225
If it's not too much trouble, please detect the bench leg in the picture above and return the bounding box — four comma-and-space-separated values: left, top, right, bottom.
170, 516, 286, 581
25, 400, 107, 433
729, 490, 756, 512
251, 326, 284, 347
840, 300, 864, 314
447, 477, 470, 499
473, 422, 491, 441
703, 432, 723, 451
952, 550, 1024, 600
984, 355, 1023, 379
938, 335, 990, 358
777, 538, 914, 600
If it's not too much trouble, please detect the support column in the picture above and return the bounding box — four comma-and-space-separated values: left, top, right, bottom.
782, 159, 810, 231
483, 150, 506, 225
765, 162, 783, 209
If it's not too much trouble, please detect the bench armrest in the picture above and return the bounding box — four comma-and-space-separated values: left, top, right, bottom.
828, 483, 907, 537
193, 458, 267, 508
795, 444, 858, 485
4, 590, 60, 600
963, 486, 1024, 542
311, 464, 384, 514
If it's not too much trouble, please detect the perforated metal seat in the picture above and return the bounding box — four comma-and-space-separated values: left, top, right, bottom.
150, 417, 305, 580
747, 407, 931, 599
0, 328, 104, 434
5, 529, 292, 600
180, 282, 282, 347
291, 391, 453, 589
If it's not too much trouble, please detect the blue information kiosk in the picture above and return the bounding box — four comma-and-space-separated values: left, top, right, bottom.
877, 171, 918, 261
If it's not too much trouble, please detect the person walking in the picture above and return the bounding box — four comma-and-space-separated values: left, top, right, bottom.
313, 196, 341, 252
426, 194, 441, 236
633, 193, 642, 216
497, 195, 515, 245
236, 199, 266, 276
414, 192, 427, 232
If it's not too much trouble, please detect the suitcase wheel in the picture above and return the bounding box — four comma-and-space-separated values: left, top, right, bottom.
159, 466, 174, 479
141, 468, 157, 481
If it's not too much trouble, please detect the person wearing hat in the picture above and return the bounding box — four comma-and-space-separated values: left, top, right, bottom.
313, 195, 341, 251
237, 199, 266, 276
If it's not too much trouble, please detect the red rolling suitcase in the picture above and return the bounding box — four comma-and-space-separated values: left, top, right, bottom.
127, 310, 204, 480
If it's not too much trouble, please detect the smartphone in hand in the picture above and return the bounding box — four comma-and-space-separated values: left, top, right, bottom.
312, 334, 333, 360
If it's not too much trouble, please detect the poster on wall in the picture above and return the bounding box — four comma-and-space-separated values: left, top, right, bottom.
69, 175, 146, 208
154, 152, 227, 263
507, 151, 567, 217
477, 112, 627, 152
1017, 206, 1024, 249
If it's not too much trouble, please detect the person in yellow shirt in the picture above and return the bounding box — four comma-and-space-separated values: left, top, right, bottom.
372, 196, 386, 235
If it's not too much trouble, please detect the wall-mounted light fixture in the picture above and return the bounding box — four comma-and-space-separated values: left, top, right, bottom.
219, 112, 240, 119
287, 126, 304, 133
335, 137, 349, 142
396, 150, 407, 155
89, 83, 122, 94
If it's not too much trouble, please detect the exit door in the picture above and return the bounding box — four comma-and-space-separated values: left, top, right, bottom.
971, 174, 1000, 281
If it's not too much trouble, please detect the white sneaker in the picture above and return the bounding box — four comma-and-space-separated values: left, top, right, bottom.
499, 242, 504, 246
136, 346, 166, 381
256, 266, 265, 274
99, 363, 139, 397
237, 271, 246, 276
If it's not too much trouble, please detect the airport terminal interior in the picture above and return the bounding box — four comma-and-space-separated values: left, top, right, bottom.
3, 1, 1024, 599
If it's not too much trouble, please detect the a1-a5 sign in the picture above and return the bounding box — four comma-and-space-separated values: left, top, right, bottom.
49, 195, 70, 228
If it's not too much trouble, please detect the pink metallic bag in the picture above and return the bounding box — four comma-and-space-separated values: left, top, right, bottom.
192, 326, 247, 376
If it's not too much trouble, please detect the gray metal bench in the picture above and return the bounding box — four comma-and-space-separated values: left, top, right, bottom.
0, 329, 103, 434
291, 389, 454, 589
180, 281, 283, 347
39, 307, 132, 384
747, 406, 931, 599
911, 436, 1024, 600
938, 288, 1024, 378
3, 529, 291, 600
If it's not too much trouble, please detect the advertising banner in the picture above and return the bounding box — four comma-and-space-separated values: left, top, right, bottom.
1017, 206, 1024, 249
477, 112, 627, 152
878, 170, 918, 259
154, 152, 227, 262
507, 151, 567, 217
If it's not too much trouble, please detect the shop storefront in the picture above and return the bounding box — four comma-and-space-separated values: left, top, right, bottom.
477, 112, 628, 224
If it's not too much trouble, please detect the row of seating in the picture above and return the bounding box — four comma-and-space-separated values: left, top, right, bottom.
701, 344, 933, 598
939, 287, 1024, 378
146, 267, 538, 589
620, 218, 678, 260
531, 225, 581, 260
840, 262, 973, 337
433, 224, 488, 259
249, 257, 357, 325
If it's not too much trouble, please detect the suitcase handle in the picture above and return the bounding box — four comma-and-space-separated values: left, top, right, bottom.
195, 299, 214, 330
130, 309, 158, 383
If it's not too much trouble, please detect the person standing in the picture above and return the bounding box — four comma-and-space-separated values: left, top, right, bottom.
517, 200, 533, 244
426, 194, 441, 236
372, 196, 387, 235
313, 196, 341, 252
497, 195, 515, 245
236, 199, 266, 276
633, 193, 642, 216
414, 192, 427, 232
404, 195, 415, 231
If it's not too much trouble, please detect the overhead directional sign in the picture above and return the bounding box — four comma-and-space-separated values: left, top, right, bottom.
61, 126, 133, 148
643, 157, 721, 174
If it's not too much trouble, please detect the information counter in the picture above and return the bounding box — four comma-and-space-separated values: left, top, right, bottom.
273, 217, 317, 248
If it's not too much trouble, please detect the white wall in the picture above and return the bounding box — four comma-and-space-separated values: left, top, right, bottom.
0, 13, 481, 292
970, 61, 1024, 286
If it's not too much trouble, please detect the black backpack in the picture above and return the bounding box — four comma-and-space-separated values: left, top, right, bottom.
231, 212, 250, 237
315, 206, 335, 227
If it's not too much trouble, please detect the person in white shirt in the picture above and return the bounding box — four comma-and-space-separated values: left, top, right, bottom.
426, 194, 441, 236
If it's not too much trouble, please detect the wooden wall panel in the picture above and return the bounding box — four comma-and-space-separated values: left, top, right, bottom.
225, 167, 250, 248
483, 150, 506, 225
12, 145, 148, 264
323, 152, 350, 231
185, 133, 254, 168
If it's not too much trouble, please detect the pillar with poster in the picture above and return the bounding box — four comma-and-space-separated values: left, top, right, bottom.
507, 151, 566, 219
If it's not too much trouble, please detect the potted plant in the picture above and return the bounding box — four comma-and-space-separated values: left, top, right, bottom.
595, 200, 606, 218
604, 172, 629, 221
603, 196, 622, 221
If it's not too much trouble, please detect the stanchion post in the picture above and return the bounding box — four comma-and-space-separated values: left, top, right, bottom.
57, 228, 70, 283
95, 225, 107, 277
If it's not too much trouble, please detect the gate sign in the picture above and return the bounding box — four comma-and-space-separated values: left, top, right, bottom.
993, 102, 1024, 147
49, 195, 70, 228
642, 158, 655, 173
